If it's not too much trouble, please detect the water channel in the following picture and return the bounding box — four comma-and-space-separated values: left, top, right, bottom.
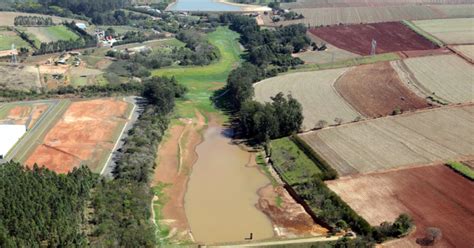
184, 126, 274, 244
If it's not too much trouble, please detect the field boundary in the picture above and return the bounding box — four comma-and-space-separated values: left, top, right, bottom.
446, 162, 474, 181
448, 45, 474, 64
402, 20, 444, 47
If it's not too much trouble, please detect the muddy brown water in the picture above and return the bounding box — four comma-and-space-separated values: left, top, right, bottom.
184, 125, 274, 244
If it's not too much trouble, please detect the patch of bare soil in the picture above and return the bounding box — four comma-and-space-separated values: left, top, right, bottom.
152, 110, 206, 242
257, 184, 328, 237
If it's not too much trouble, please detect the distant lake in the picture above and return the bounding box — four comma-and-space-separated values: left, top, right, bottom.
168, 0, 242, 12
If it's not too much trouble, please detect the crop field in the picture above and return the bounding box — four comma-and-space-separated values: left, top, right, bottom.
398, 54, 473, 103
281, 0, 474, 8
0, 28, 32, 51
26, 25, 79, 43
254, 68, 362, 130
334, 62, 430, 117
268, 5, 441, 27
270, 137, 322, 185
451, 45, 474, 62
299, 104, 474, 176
309, 22, 437, 56
327, 165, 474, 247
0, 64, 41, 91
293, 32, 360, 64
430, 4, 474, 18
25, 99, 131, 174
411, 18, 474, 44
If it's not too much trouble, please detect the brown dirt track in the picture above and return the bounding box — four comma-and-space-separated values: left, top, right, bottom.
334, 62, 431, 117
26, 99, 129, 173
327, 165, 474, 247
309, 22, 437, 55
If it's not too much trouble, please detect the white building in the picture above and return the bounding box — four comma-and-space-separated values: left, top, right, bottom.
0, 125, 26, 159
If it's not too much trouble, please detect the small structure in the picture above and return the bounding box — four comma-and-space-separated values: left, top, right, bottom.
75, 23, 87, 30
0, 125, 26, 159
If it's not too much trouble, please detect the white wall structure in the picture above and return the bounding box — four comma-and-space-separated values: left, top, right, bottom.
0, 125, 26, 159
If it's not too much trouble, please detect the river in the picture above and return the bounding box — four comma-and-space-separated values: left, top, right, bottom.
184, 125, 274, 244
168, 0, 242, 12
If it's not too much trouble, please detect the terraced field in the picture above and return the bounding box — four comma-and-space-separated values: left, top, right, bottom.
412, 18, 474, 44
397, 54, 474, 103
254, 68, 362, 130
334, 62, 430, 117
299, 104, 474, 176
327, 165, 474, 248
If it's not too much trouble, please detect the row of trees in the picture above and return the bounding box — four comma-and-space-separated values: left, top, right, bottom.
88, 76, 186, 246
14, 15, 53, 26
0, 163, 97, 247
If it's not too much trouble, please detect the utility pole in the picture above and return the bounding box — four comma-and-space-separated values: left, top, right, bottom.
11, 43, 17, 64
370, 39, 377, 56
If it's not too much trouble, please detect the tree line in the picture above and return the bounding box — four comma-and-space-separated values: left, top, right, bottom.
14, 15, 53, 26
216, 14, 310, 143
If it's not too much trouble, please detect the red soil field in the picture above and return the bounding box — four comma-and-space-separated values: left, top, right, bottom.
327, 165, 474, 247
309, 22, 437, 55
334, 62, 430, 117
26, 99, 129, 173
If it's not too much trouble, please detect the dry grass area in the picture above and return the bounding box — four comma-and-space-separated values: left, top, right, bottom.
0, 103, 49, 129
334, 62, 431, 117
412, 18, 474, 44
0, 64, 41, 91
254, 68, 362, 130
282, 0, 473, 8
0, 11, 79, 26
400, 54, 474, 103
26, 99, 130, 174
299, 104, 474, 176
328, 165, 474, 248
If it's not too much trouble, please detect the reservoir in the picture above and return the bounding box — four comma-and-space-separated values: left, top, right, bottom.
184, 125, 274, 244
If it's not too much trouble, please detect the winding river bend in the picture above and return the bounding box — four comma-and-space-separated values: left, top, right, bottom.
184, 125, 274, 244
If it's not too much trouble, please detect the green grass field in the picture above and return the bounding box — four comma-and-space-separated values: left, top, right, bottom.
270, 137, 322, 185
0, 30, 32, 50
152, 27, 242, 119
27, 25, 79, 43
447, 161, 474, 180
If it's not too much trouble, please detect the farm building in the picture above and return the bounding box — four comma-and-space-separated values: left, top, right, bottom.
0, 124, 26, 159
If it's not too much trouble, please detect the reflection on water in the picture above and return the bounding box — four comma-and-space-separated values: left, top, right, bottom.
168, 0, 242, 11
184, 126, 274, 244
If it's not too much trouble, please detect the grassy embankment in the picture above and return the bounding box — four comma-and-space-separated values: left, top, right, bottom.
150, 26, 242, 243
446, 161, 474, 180
402, 20, 444, 47
270, 137, 323, 185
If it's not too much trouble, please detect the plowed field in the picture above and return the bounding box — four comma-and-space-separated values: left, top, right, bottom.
254, 68, 362, 130
327, 165, 474, 248
399, 54, 474, 103
26, 99, 130, 173
299, 104, 474, 176
334, 62, 430, 117
309, 22, 437, 55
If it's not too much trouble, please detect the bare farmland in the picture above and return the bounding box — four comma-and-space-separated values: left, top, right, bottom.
412, 18, 474, 44
254, 68, 362, 130
430, 4, 474, 18
327, 165, 474, 248
0, 64, 41, 91
334, 62, 430, 117
299, 104, 474, 176
399, 54, 474, 103
0, 11, 79, 26
293, 32, 360, 64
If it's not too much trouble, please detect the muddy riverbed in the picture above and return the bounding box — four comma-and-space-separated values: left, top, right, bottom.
184, 125, 274, 244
